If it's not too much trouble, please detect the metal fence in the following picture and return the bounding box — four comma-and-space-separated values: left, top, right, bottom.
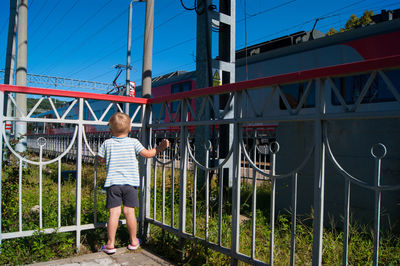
1, 55, 400, 265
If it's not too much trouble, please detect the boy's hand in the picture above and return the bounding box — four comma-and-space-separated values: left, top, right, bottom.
159, 139, 170, 151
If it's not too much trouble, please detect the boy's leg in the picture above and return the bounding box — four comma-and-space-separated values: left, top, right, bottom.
123, 206, 138, 245
107, 206, 121, 248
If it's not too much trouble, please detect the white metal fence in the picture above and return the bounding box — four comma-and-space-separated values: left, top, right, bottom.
1, 55, 400, 265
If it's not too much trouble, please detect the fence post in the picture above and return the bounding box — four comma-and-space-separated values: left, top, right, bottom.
231, 91, 241, 265
75, 98, 84, 252
312, 78, 326, 265
177, 98, 189, 261
139, 103, 152, 241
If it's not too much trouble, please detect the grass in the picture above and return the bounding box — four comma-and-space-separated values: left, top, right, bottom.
145, 168, 400, 265
0, 156, 399, 265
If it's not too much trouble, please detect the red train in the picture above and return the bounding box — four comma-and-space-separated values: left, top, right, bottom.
31, 10, 400, 134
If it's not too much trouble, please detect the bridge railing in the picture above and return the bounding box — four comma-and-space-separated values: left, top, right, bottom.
0, 54, 399, 265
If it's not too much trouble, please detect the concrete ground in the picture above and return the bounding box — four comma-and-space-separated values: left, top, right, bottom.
30, 247, 174, 266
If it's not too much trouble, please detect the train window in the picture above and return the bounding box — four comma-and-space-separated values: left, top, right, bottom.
279, 82, 316, 110
331, 69, 400, 105
171, 81, 192, 113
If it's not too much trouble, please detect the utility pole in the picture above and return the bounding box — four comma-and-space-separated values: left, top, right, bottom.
194, 0, 212, 189
196, 0, 213, 90
195, 0, 235, 185
216, 0, 235, 187
195, 2, 237, 264
141, 0, 154, 98
4, 0, 18, 138
15, 0, 28, 153
125, 1, 133, 114
4, 0, 17, 86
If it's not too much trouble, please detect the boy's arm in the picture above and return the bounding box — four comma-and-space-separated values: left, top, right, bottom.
140, 139, 170, 158
97, 155, 106, 163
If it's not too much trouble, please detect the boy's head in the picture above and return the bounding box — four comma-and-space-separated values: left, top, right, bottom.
109, 112, 131, 136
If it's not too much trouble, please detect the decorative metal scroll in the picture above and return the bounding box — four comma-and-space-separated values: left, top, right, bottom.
239, 128, 314, 179
186, 135, 234, 171
2, 124, 79, 165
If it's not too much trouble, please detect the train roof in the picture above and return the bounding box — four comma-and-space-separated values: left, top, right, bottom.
134, 9, 400, 95
236, 16, 400, 67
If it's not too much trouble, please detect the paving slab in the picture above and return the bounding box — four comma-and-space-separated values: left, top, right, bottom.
29, 247, 175, 266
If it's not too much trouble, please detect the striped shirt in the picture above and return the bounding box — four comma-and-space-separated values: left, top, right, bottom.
98, 137, 145, 187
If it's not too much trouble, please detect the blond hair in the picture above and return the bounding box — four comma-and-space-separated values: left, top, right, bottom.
108, 112, 131, 135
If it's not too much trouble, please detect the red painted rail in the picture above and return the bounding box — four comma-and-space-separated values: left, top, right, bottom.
150, 54, 400, 104
0, 84, 149, 104
1, 54, 399, 106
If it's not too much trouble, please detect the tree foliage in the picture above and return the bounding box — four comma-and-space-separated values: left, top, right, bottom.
326, 10, 374, 36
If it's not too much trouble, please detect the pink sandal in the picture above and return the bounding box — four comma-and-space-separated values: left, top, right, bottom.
101, 245, 116, 254
127, 239, 140, 250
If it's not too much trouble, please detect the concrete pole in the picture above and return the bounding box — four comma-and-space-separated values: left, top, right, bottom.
196, 0, 212, 89
15, 0, 28, 152
125, 2, 133, 114
4, 0, 18, 86
141, 0, 154, 98
195, 0, 212, 188
4, 0, 18, 139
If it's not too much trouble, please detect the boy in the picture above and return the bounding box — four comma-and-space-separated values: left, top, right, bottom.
97, 112, 169, 254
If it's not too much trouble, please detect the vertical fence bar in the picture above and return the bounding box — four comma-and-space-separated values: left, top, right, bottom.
372, 145, 384, 266
192, 164, 197, 236
171, 156, 175, 227
153, 160, 157, 220
231, 92, 242, 265
75, 98, 84, 251
19, 159, 23, 231
162, 153, 166, 224
290, 173, 298, 266
269, 146, 276, 266
93, 158, 98, 224
205, 148, 210, 241
342, 179, 350, 266
58, 159, 62, 228
39, 147, 43, 229
312, 78, 326, 265
179, 99, 188, 235
218, 166, 223, 245
251, 152, 257, 259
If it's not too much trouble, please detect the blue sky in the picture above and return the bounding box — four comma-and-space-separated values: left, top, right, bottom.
0, 0, 399, 93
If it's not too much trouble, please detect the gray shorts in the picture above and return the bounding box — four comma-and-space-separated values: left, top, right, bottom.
106, 185, 139, 209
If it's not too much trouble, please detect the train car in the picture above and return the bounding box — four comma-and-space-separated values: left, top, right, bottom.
30, 10, 400, 138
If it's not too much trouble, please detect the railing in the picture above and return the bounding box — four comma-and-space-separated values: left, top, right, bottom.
1, 55, 400, 265
0, 87, 147, 249
145, 55, 400, 265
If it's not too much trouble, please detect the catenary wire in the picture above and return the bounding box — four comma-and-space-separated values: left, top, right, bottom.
30, 0, 113, 73
29, 0, 62, 38
29, 0, 80, 54
39, 6, 127, 75
29, 0, 49, 26
68, 9, 189, 79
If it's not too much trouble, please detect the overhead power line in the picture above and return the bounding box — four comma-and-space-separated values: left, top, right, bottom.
29, 0, 62, 38
30, 0, 113, 73
39, 6, 127, 75
29, 0, 49, 26
30, 0, 80, 53
65, 9, 188, 79
237, 0, 296, 23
